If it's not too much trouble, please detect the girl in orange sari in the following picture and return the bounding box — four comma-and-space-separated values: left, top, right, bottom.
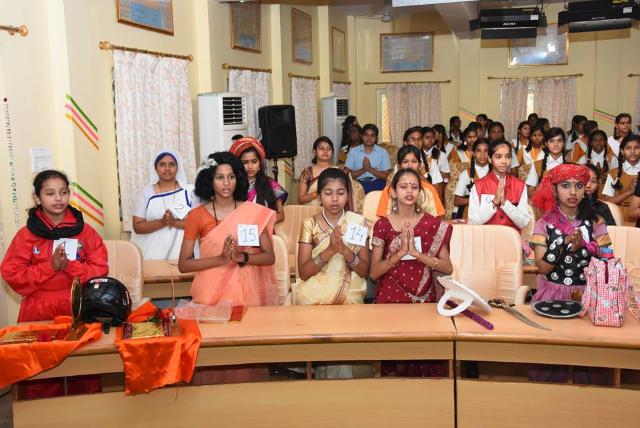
178, 151, 278, 383
179, 151, 279, 307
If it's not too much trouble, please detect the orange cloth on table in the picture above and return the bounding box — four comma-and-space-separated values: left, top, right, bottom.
376, 182, 445, 218
115, 303, 202, 395
189, 201, 279, 307
0, 316, 102, 389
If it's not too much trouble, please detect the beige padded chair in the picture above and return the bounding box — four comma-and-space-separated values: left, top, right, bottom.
607, 226, 640, 291
517, 163, 531, 183
104, 240, 144, 307
445, 163, 466, 220
607, 226, 640, 268
604, 201, 624, 226
362, 190, 382, 225
348, 173, 366, 214
272, 234, 291, 305
379, 143, 398, 166
449, 224, 526, 304
275, 205, 322, 275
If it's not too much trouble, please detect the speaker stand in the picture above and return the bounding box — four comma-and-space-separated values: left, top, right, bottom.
271, 159, 279, 181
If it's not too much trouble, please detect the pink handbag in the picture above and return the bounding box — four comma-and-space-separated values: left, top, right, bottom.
580, 257, 640, 327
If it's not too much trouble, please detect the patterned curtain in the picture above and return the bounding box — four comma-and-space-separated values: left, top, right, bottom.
291, 77, 319, 178
112, 51, 196, 231
500, 79, 529, 141
532, 76, 577, 131
228, 69, 271, 138
386, 83, 442, 147
332, 82, 350, 98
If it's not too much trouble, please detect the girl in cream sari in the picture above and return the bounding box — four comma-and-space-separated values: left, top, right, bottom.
296, 168, 373, 378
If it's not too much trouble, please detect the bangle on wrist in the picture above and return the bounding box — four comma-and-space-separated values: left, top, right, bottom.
313, 255, 326, 267
348, 253, 360, 269
385, 257, 398, 269
431, 258, 439, 271
237, 251, 249, 267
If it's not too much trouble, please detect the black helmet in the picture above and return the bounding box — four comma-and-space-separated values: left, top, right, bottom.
79, 277, 132, 327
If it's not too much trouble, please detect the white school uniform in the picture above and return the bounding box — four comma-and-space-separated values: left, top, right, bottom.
525, 156, 564, 187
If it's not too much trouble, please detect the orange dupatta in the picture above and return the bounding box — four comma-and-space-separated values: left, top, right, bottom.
191, 201, 279, 307
0, 317, 102, 389
376, 182, 445, 218
115, 302, 202, 395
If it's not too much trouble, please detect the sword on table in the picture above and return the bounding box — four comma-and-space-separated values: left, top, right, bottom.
488, 299, 551, 331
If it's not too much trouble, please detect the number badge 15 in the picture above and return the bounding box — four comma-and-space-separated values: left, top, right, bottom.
237, 224, 260, 247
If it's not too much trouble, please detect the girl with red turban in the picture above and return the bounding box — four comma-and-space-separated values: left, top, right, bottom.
529, 163, 612, 303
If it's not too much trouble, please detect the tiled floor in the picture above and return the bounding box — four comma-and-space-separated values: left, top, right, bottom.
0, 388, 11, 428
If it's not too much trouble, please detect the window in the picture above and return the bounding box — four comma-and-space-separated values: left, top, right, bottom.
376, 88, 391, 144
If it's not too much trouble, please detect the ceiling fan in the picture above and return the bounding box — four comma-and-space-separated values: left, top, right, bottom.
367, 0, 394, 22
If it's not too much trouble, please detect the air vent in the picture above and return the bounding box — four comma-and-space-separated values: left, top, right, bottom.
336, 99, 350, 117
222, 97, 245, 125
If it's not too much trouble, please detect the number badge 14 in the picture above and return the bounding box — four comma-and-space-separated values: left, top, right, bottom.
343, 222, 368, 246
237, 224, 260, 247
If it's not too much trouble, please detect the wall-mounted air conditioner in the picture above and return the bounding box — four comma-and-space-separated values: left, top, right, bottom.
322, 96, 350, 164
197, 92, 248, 163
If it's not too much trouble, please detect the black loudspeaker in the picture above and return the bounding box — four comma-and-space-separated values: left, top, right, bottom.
258, 105, 297, 158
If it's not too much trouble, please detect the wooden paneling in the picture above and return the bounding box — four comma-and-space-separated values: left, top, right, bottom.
14, 379, 454, 428
457, 380, 640, 428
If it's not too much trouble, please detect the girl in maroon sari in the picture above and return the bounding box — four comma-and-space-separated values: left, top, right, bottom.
370, 168, 454, 377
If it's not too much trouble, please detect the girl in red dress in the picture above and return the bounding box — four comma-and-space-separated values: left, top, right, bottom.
370, 168, 453, 376
1, 170, 108, 398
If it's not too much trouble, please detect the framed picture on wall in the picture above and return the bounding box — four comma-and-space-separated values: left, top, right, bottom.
332, 27, 346, 72
116, 0, 174, 35
231, 2, 261, 53
380, 33, 434, 73
292, 8, 313, 64
509, 25, 568, 67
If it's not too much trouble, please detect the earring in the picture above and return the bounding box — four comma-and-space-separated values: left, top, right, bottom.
391, 198, 398, 213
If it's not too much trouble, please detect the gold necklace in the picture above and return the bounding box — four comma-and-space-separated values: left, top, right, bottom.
559, 207, 578, 222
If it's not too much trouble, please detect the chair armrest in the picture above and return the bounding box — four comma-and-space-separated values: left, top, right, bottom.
514, 285, 530, 305
496, 261, 524, 304
275, 230, 290, 248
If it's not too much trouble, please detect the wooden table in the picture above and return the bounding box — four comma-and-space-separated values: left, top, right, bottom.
143, 259, 194, 299
12, 304, 640, 427
13, 304, 456, 428
454, 305, 640, 427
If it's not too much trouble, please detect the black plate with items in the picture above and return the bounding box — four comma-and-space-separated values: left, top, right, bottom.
532, 300, 582, 319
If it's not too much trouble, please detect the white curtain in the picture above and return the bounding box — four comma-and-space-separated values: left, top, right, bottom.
228, 69, 271, 138
532, 76, 577, 131
386, 83, 442, 147
291, 77, 319, 178
332, 82, 350, 98
113, 51, 196, 231
500, 79, 529, 141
